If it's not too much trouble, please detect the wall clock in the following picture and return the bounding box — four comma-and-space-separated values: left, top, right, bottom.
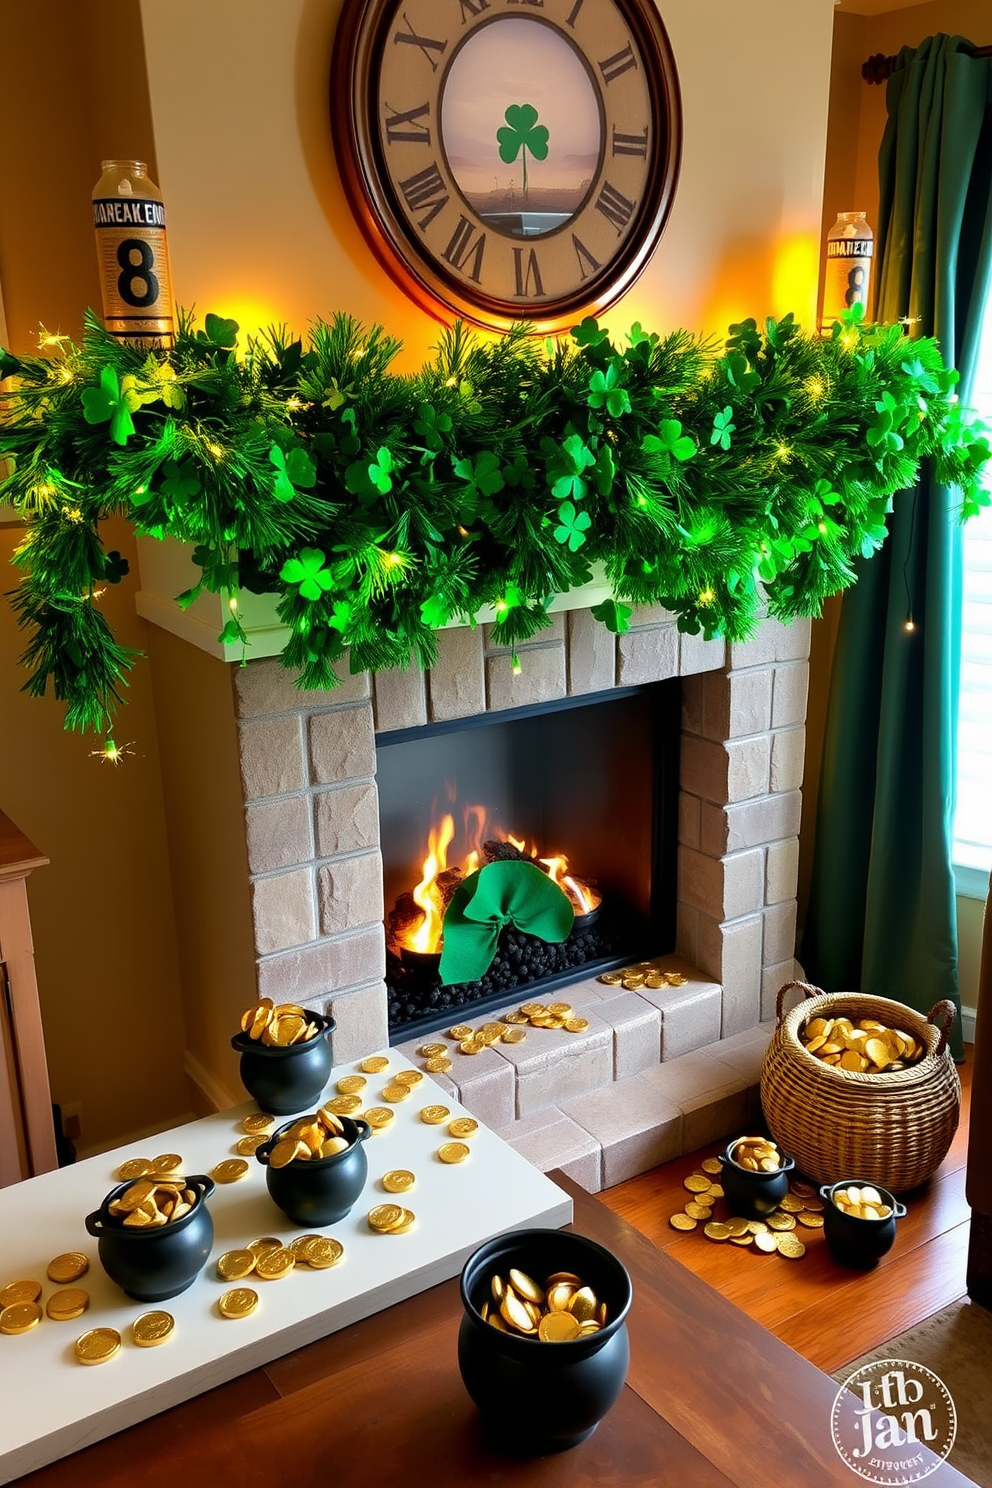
332, 0, 682, 332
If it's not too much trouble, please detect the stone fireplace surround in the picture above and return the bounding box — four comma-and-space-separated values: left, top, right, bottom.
232, 603, 810, 1190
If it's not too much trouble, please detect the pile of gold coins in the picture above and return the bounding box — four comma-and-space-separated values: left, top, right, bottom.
800, 1013, 923, 1072
729, 1136, 784, 1172
107, 1174, 199, 1229
670, 1154, 824, 1260
480, 1266, 607, 1341
831, 1185, 893, 1220
413, 1003, 590, 1071
213, 1233, 346, 1320
268, 1106, 352, 1167
0, 1252, 91, 1337
368, 1202, 416, 1235
239, 998, 322, 1047
599, 960, 688, 993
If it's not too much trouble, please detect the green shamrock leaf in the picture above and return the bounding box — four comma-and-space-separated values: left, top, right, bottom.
280, 547, 334, 601
503, 452, 537, 490
269, 444, 317, 501
711, 406, 736, 450
322, 377, 353, 410
421, 592, 453, 628
81, 365, 135, 445
413, 402, 453, 449
328, 598, 352, 632
454, 450, 505, 498
496, 103, 550, 195
642, 419, 697, 467
199, 313, 239, 348
369, 446, 395, 493
160, 459, 201, 503
101, 549, 130, 584
548, 433, 596, 503
587, 363, 631, 418
590, 597, 632, 634
571, 316, 609, 349
592, 444, 616, 496
554, 499, 592, 551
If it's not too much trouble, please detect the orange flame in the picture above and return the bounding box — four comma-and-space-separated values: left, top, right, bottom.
410, 814, 455, 953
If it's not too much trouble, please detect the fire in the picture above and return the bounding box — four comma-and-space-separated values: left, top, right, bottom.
409, 814, 455, 953
540, 857, 601, 916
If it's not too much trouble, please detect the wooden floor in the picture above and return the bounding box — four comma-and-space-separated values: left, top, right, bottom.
600, 1050, 973, 1375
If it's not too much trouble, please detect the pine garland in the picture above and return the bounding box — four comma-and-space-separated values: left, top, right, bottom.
1, 306, 989, 738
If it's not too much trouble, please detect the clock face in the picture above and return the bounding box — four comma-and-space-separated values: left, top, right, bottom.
333, 0, 681, 331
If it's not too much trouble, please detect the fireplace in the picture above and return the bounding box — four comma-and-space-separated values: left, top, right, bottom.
377, 683, 680, 1037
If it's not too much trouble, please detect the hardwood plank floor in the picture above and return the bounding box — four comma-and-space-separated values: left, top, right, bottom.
600, 1049, 973, 1374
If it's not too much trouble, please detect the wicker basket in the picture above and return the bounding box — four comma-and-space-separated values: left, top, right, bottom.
759, 982, 961, 1193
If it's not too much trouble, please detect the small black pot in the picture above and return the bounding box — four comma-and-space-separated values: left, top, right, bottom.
718, 1141, 796, 1219
458, 1228, 632, 1454
819, 1180, 907, 1269
255, 1115, 371, 1225
232, 1011, 335, 1115
85, 1175, 216, 1301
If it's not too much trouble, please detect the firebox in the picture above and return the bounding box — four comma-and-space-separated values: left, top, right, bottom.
376, 681, 680, 1038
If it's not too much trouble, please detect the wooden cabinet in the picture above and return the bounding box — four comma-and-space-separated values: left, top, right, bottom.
0, 810, 57, 1184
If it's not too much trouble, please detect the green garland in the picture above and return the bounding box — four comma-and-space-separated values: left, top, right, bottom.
0, 306, 989, 739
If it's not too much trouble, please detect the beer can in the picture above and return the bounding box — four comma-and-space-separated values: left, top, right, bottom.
92, 160, 174, 349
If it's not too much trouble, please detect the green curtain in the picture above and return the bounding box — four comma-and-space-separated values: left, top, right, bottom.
802, 35, 992, 1059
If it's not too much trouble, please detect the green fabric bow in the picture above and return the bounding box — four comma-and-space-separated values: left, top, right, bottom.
438, 860, 574, 987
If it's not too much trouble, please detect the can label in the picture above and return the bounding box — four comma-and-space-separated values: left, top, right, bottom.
822, 237, 873, 330
93, 196, 174, 347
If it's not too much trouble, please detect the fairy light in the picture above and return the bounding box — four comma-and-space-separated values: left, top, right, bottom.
383, 551, 403, 568
512, 654, 522, 676
90, 737, 133, 765
134, 485, 147, 501
817, 521, 828, 535
494, 600, 508, 614
841, 330, 859, 351
286, 396, 303, 412
37, 326, 70, 351
698, 587, 716, 606
207, 442, 224, 459
805, 376, 826, 401
445, 375, 459, 388
62, 506, 83, 523
775, 444, 792, 461
228, 595, 239, 612
904, 617, 916, 633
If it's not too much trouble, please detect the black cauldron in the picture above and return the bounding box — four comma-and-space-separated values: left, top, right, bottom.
232, 1011, 335, 1115
718, 1139, 796, 1219
820, 1179, 907, 1268
85, 1174, 216, 1301
255, 1114, 371, 1225
458, 1228, 632, 1454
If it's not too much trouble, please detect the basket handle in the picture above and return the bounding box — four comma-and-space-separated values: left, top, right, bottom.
926, 1000, 957, 1057
775, 981, 824, 1025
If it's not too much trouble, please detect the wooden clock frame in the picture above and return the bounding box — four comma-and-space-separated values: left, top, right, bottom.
331, 0, 682, 332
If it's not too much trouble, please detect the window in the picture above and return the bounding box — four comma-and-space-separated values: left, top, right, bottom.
953, 291, 992, 894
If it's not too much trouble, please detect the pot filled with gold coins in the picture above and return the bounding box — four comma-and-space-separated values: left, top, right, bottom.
84, 1172, 216, 1301
232, 1000, 336, 1115
819, 1180, 907, 1268
458, 1228, 632, 1453
254, 1106, 371, 1225
718, 1135, 796, 1220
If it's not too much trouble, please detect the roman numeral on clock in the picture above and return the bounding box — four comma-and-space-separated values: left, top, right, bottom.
442, 216, 487, 282
571, 234, 601, 281
612, 125, 648, 157
595, 181, 636, 233
564, 0, 585, 26
393, 12, 448, 70
384, 101, 431, 145
512, 246, 544, 297
599, 43, 637, 84
459, 0, 489, 18
398, 163, 449, 229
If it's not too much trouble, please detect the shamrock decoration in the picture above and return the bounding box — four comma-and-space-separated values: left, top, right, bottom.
280, 547, 333, 601
548, 433, 596, 502
369, 446, 395, 493
587, 363, 631, 418
81, 366, 135, 446
711, 406, 736, 450
101, 550, 130, 584
641, 419, 697, 468
160, 459, 201, 504
554, 499, 592, 551
590, 597, 632, 634
269, 444, 317, 502
496, 103, 549, 195
196, 313, 239, 349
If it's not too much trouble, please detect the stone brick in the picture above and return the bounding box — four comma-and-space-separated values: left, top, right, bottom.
765, 837, 800, 906
244, 795, 312, 874
726, 734, 770, 802
251, 867, 316, 955
629, 602, 676, 627
771, 662, 810, 728
234, 655, 369, 717
430, 1046, 515, 1129
701, 791, 803, 856
486, 645, 566, 710
763, 900, 799, 966
678, 792, 701, 850
504, 1114, 602, 1192
314, 781, 380, 857
372, 667, 427, 732
695, 1031, 770, 1087
676, 900, 699, 962
770, 726, 806, 793
308, 702, 376, 784
681, 1085, 751, 1153
428, 626, 486, 722
566, 608, 616, 694
704, 668, 773, 741
762, 959, 801, 1021
561, 1076, 682, 1187
617, 625, 679, 686
681, 674, 705, 736
591, 992, 662, 1078
680, 736, 728, 804
485, 614, 565, 652
238, 715, 305, 801
255, 924, 386, 1003
640, 1049, 747, 1104
722, 849, 766, 920
696, 913, 763, 1035
679, 631, 726, 677
678, 845, 723, 917
322, 981, 389, 1063
493, 1013, 613, 1114
729, 616, 810, 671
632, 963, 722, 1059
318, 851, 384, 935
774, 616, 812, 662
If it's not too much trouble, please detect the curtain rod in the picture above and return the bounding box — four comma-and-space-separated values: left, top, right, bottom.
863, 44, 992, 84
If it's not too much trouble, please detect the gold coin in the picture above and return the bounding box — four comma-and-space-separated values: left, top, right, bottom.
269, 1138, 304, 1168
801, 1197, 825, 1213
448, 1118, 478, 1139
75, 1326, 121, 1362
644, 974, 666, 989
725, 1218, 750, 1237
219, 1287, 258, 1319
305, 1237, 345, 1269
212, 1158, 250, 1183
242, 1113, 275, 1136
438, 1141, 470, 1164
508, 1268, 544, 1305
730, 1234, 754, 1247
117, 1157, 153, 1181
131, 1311, 175, 1347
361, 1055, 391, 1073
797, 1212, 825, 1228
700, 1158, 723, 1175
236, 1135, 266, 1157
424, 1055, 453, 1073
707, 1184, 724, 1199
324, 1094, 362, 1115
684, 1202, 712, 1221
387, 1208, 416, 1234
248, 1237, 282, 1257
217, 1249, 257, 1281
255, 1247, 296, 1280
502, 1011, 530, 1024
547, 1003, 572, 1016
500, 1028, 527, 1044
779, 1195, 804, 1212
547, 1282, 577, 1310
598, 973, 624, 986
151, 1153, 183, 1172
670, 1213, 697, 1231
539, 1311, 581, 1342
46, 1252, 89, 1285
0, 1302, 42, 1335
754, 1232, 779, 1253
336, 1075, 367, 1095
766, 1212, 797, 1231
501, 1289, 536, 1333
46, 1288, 90, 1321
382, 1083, 411, 1103
703, 1222, 731, 1242
564, 1018, 589, 1034
368, 1204, 404, 1232
791, 1181, 816, 1199
568, 1286, 598, 1323
288, 1234, 324, 1259
448, 1026, 474, 1041
747, 1220, 769, 1234
458, 1038, 486, 1055
382, 1169, 416, 1193
0, 1280, 41, 1308
776, 1234, 806, 1259
420, 1105, 450, 1125
684, 1174, 712, 1193
622, 975, 645, 990
364, 1107, 395, 1129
